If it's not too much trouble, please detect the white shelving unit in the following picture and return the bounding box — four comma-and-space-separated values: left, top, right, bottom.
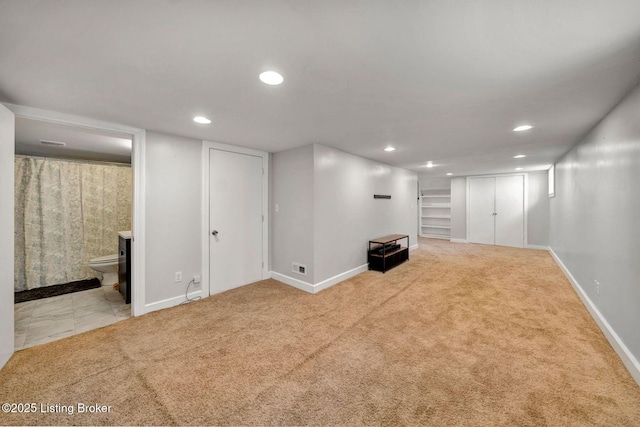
420, 190, 451, 239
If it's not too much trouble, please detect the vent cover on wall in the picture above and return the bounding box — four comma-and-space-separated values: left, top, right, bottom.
40, 139, 66, 146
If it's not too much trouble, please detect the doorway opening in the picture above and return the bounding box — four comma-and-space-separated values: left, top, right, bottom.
8, 105, 146, 350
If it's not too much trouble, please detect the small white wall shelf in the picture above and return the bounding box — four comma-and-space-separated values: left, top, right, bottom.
420, 189, 451, 240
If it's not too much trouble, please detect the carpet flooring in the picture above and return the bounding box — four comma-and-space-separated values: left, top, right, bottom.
14, 278, 101, 303
1, 238, 639, 426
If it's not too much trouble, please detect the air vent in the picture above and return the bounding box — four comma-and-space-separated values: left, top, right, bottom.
40, 139, 66, 146
292, 262, 306, 276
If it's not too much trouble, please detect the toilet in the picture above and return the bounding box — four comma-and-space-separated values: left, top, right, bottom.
88, 254, 119, 286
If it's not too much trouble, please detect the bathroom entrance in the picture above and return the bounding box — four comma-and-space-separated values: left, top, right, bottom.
12, 115, 138, 350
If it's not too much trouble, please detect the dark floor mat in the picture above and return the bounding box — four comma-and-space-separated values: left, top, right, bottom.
15, 278, 101, 303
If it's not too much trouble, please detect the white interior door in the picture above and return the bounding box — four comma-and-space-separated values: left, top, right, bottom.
468, 177, 496, 245
495, 175, 524, 248
209, 149, 263, 294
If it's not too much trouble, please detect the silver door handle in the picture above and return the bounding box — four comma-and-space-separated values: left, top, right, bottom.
212, 230, 219, 236
492, 213, 497, 216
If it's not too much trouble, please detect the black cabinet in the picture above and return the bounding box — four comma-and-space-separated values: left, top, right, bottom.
368, 234, 409, 273
118, 234, 131, 304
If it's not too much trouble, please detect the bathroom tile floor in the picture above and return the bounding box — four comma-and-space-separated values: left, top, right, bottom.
14, 286, 131, 350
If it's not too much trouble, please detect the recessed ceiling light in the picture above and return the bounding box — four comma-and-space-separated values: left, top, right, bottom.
193, 116, 211, 124
40, 139, 66, 146
513, 125, 533, 132
515, 167, 523, 171
259, 71, 284, 85
384, 146, 396, 152
425, 161, 434, 168
513, 154, 526, 158
446, 173, 453, 176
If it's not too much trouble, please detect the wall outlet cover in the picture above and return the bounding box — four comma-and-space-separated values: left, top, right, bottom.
175, 271, 183, 282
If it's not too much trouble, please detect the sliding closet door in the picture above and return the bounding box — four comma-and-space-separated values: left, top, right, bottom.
468, 177, 496, 245
495, 175, 524, 248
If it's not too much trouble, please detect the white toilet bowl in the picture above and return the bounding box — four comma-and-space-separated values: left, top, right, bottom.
88, 254, 119, 286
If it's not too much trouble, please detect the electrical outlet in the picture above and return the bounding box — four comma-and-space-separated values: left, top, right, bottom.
292, 262, 307, 276
193, 275, 201, 288
594, 279, 600, 295
175, 271, 182, 282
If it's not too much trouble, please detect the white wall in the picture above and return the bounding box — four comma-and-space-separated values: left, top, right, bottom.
144, 131, 202, 306
450, 177, 467, 240
271, 143, 418, 287
0, 104, 15, 368
526, 171, 549, 247
271, 145, 315, 283
550, 82, 640, 379
314, 144, 418, 283
418, 176, 451, 191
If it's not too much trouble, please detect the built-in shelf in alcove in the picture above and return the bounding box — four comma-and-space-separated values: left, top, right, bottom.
420, 189, 451, 240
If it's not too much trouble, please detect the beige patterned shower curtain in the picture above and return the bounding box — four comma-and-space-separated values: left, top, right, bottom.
14, 156, 132, 291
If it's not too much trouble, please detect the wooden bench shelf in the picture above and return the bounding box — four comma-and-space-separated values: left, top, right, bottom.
368, 234, 409, 273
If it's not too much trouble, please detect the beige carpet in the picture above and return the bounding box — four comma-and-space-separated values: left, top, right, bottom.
1, 238, 639, 426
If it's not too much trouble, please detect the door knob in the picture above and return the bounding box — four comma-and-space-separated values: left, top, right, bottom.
212, 230, 219, 236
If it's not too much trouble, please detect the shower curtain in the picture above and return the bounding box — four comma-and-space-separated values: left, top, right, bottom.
14, 156, 132, 291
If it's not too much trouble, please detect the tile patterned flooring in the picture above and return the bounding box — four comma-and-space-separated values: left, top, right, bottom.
14, 286, 131, 350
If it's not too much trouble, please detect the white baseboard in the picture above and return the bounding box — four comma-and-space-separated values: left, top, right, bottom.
271, 263, 369, 294
549, 247, 640, 386
525, 244, 550, 250
448, 240, 549, 250
145, 262, 369, 312
314, 263, 369, 293
409, 243, 419, 251
270, 271, 315, 293
143, 289, 206, 314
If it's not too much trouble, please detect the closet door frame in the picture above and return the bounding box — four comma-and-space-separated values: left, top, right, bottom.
465, 173, 528, 248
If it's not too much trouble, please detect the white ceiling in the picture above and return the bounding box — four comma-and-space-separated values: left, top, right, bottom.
15, 117, 132, 163
2, 1, 640, 176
